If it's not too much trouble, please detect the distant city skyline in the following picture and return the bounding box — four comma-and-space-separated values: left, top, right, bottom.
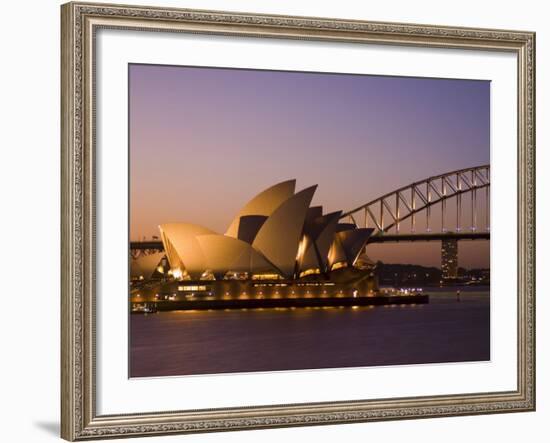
129, 64, 490, 268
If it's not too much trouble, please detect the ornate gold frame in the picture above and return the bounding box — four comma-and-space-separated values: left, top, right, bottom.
61, 2, 536, 440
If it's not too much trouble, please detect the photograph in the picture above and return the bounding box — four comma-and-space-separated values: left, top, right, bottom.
55, 2, 536, 440
128, 64, 491, 378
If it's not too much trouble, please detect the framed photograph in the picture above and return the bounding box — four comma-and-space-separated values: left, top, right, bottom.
61, 2, 535, 440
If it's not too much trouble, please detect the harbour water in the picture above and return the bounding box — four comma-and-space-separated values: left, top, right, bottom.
130, 286, 489, 377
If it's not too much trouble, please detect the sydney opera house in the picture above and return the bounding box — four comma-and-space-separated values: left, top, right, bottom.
130, 180, 379, 302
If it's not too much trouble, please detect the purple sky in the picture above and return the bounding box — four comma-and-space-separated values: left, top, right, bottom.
129, 64, 490, 268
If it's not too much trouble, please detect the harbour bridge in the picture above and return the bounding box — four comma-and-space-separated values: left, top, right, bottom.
130, 164, 490, 278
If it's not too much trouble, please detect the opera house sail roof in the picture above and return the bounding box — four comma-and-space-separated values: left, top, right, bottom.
137, 180, 374, 281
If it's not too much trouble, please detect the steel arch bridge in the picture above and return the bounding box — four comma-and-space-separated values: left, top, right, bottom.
130, 165, 490, 268
341, 164, 490, 240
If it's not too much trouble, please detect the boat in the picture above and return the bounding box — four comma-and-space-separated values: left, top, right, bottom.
131, 303, 158, 314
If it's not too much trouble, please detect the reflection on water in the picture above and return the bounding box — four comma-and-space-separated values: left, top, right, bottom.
130, 287, 490, 377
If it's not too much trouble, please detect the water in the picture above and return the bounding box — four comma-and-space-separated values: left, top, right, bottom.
130, 286, 489, 377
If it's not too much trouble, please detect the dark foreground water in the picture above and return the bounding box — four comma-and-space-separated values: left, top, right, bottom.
130, 287, 489, 377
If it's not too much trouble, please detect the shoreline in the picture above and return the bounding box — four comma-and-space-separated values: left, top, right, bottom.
131, 294, 429, 313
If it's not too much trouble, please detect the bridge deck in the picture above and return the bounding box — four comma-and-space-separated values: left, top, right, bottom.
129, 232, 489, 250
367, 232, 489, 243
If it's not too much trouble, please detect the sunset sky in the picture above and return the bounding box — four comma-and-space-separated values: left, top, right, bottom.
129, 64, 490, 268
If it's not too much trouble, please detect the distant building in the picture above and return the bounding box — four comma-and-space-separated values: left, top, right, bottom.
441, 238, 458, 279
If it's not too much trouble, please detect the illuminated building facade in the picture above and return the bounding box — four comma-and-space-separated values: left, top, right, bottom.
130, 180, 378, 299
156, 180, 374, 281
441, 238, 458, 279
